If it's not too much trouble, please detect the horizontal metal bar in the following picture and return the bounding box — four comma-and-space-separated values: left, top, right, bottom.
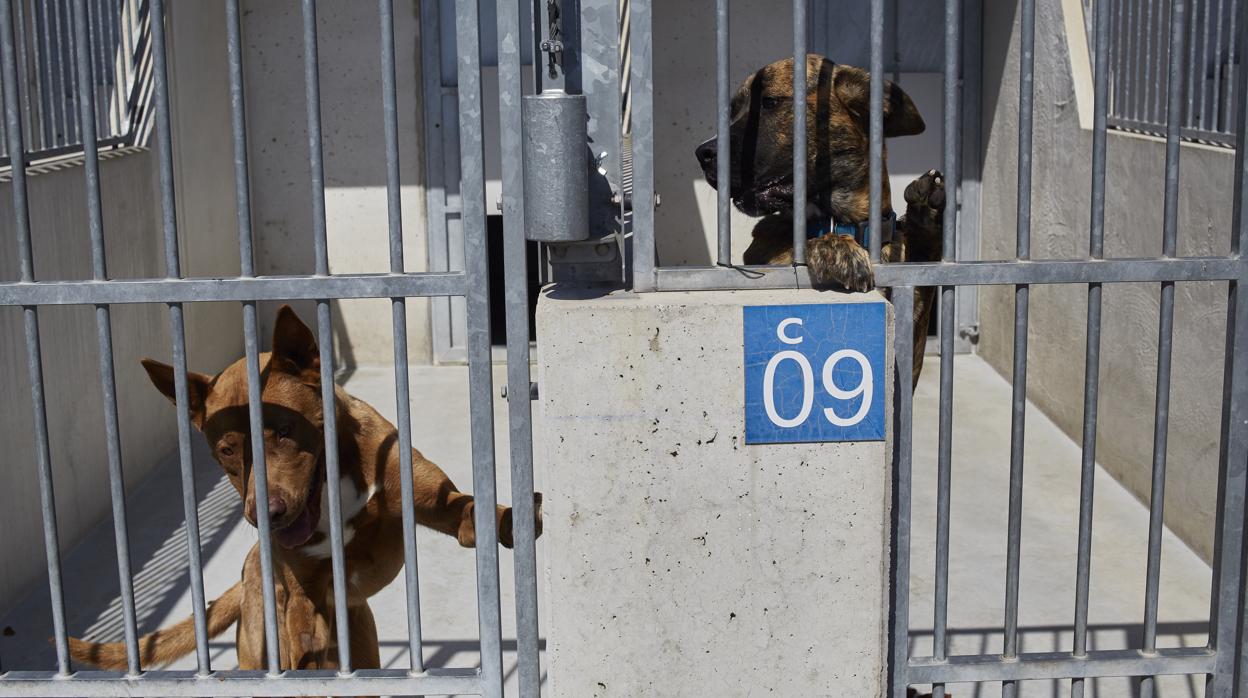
0, 272, 467, 306
0, 668, 481, 697
907, 647, 1215, 684
651, 257, 1241, 291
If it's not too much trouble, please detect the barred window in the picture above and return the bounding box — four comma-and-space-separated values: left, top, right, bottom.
0, 0, 151, 167
1086, 0, 1242, 147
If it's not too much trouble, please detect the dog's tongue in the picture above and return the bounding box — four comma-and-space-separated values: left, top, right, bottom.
273, 480, 322, 549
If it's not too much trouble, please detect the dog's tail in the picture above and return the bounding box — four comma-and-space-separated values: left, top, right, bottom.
67, 581, 243, 670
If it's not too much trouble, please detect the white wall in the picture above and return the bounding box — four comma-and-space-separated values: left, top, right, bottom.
239, 0, 432, 366
977, 0, 1232, 561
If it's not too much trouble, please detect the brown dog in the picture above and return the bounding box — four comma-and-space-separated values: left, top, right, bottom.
67, 305, 541, 672
695, 55, 944, 386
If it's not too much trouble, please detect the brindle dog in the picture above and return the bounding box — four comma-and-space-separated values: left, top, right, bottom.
695, 55, 944, 387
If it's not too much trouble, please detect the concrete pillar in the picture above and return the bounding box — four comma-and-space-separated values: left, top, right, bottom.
536, 288, 894, 696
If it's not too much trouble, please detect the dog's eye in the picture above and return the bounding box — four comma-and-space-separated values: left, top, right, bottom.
277, 424, 292, 438
761, 96, 784, 110
219, 446, 234, 457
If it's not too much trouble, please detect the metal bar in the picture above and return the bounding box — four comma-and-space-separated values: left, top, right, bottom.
72, 0, 141, 672
0, 272, 468, 306
932, 6, 960, 693
1141, 0, 1154, 122
298, 0, 352, 671
378, 0, 424, 674
241, 302, 282, 674
715, 0, 730, 266
149, 0, 211, 674
0, 668, 482, 697
1002, 4, 1035, 697
453, 1, 504, 696
907, 647, 1216, 684
645, 257, 1241, 292
0, 2, 69, 671
1206, 3, 1248, 694
1211, 0, 1227, 131
1071, 3, 1111, 698
225, 0, 280, 672
1141, 5, 1186, 696
868, 0, 883, 264
889, 287, 915, 698
630, 0, 655, 291
49, 0, 71, 144
494, 0, 541, 693
1201, 0, 1214, 128
791, 0, 806, 265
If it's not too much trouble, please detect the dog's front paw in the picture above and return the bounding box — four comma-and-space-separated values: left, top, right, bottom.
904, 169, 947, 222
807, 234, 874, 292
496, 493, 543, 549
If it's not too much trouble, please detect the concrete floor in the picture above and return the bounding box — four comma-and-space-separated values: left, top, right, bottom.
0, 355, 1214, 697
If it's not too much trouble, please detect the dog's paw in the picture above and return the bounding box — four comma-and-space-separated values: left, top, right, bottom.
496, 493, 543, 549
807, 234, 874, 292
904, 169, 947, 221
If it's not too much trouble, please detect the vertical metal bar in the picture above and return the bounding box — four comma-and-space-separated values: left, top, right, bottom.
1188, 0, 1201, 125
0, 0, 70, 674
932, 3, 959, 697
1002, 3, 1035, 697
630, 0, 655, 291
1201, 0, 1214, 127
494, 0, 541, 693
715, 0, 731, 267
868, 0, 883, 264
1071, 2, 1110, 697
1206, 3, 1248, 695
1115, 0, 1128, 118
1142, 0, 1156, 123
1141, 3, 1186, 696
791, 0, 806, 265
378, 0, 424, 674
1211, 0, 1226, 132
12, 0, 33, 152
299, 0, 352, 672
1126, 0, 1141, 121
454, 0, 504, 695
148, 0, 211, 675
72, 0, 141, 673
225, 0, 281, 672
890, 287, 915, 698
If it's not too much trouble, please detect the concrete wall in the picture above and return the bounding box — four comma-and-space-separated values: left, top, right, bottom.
239, 0, 431, 366
976, 0, 1232, 561
537, 288, 894, 695
0, 6, 244, 611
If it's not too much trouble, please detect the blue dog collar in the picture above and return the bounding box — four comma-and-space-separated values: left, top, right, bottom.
807, 210, 896, 248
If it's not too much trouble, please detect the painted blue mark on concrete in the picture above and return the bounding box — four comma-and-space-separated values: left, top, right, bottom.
744, 303, 886, 444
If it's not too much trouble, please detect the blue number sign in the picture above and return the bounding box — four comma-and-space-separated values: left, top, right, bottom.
743, 303, 886, 444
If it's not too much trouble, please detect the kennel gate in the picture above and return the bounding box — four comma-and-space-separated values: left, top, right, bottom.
625, 0, 1248, 696
0, 0, 542, 696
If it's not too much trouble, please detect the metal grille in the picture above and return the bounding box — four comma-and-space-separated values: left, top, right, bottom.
0, 0, 540, 696
625, 0, 1248, 696
1097, 0, 1244, 146
0, 0, 150, 166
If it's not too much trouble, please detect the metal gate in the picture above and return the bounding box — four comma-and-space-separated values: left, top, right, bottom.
625, 0, 1248, 695
0, 0, 541, 696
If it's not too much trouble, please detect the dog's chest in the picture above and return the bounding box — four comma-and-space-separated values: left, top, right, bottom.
299, 475, 375, 559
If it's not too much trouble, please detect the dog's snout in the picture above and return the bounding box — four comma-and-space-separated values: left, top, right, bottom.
268, 495, 287, 520
695, 138, 717, 170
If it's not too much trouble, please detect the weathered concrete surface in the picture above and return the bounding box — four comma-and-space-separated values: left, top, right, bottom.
977, 0, 1230, 561
536, 288, 894, 696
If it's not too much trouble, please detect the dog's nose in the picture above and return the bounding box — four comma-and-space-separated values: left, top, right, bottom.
695, 138, 717, 170
268, 495, 287, 520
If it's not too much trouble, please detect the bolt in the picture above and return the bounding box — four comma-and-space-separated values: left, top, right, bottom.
495, 199, 503, 212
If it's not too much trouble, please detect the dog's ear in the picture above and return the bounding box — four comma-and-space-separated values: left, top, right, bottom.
271, 304, 321, 383
832, 64, 925, 137
141, 359, 211, 429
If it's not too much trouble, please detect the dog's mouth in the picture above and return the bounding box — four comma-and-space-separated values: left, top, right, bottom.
273, 477, 323, 550
734, 176, 793, 216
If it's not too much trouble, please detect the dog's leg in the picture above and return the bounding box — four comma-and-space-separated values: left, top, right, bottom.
347, 603, 380, 670
895, 169, 946, 388
235, 547, 268, 671
410, 450, 542, 549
